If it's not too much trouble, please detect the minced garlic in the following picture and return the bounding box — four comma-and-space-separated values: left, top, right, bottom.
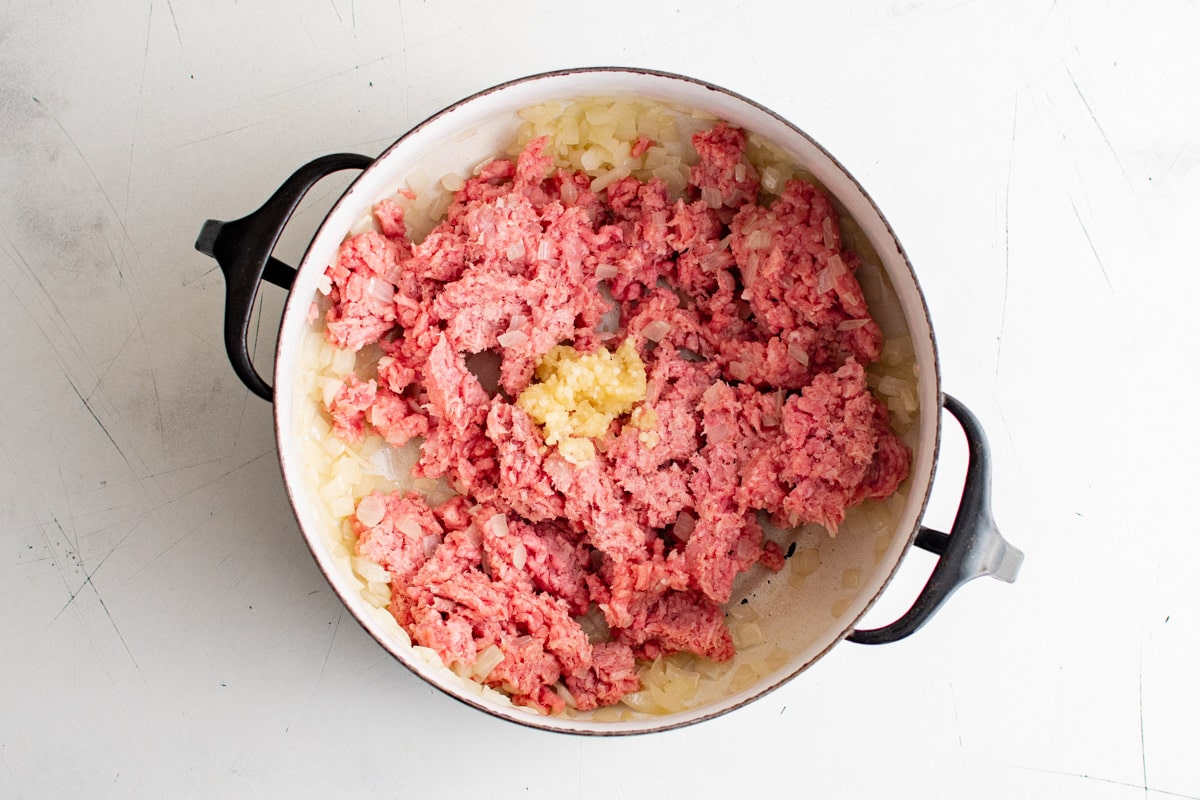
517, 339, 648, 465
628, 405, 660, 449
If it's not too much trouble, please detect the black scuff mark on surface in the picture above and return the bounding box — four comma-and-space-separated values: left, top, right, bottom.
125, 0, 153, 223
1066, 67, 1136, 195
1010, 766, 1199, 798
311, 607, 345, 702
65, 377, 137, 475
1068, 197, 1116, 298
164, 0, 187, 61
1, 223, 96, 383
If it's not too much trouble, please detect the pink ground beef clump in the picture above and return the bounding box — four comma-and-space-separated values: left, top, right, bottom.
322, 124, 911, 714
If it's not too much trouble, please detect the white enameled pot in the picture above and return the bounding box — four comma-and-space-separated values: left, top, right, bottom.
196, 67, 1023, 734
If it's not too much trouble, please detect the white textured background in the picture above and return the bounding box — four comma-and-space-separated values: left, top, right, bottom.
1, 1, 1196, 797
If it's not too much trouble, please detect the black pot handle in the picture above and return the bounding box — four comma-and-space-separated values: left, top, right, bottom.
194, 153, 375, 401
849, 393, 1023, 644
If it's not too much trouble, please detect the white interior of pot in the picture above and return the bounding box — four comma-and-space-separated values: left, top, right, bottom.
273, 69, 941, 734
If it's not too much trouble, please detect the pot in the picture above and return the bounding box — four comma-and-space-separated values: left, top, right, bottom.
195, 67, 1023, 734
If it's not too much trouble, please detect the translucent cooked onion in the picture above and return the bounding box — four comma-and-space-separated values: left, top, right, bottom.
787, 342, 810, 366
760, 166, 782, 193
735, 536, 758, 561
472, 644, 505, 679
642, 320, 672, 342
355, 494, 387, 527
699, 250, 733, 272
673, 511, 696, 542
381, 261, 404, 285
351, 556, 390, 584
497, 329, 528, 348
876, 375, 908, 398
816, 267, 836, 295
396, 516, 424, 539
822, 217, 836, 249
746, 229, 772, 250
422, 534, 441, 558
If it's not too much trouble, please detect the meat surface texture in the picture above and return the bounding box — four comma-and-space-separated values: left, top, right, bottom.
323, 122, 912, 713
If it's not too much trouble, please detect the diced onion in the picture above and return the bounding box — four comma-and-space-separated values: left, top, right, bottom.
396, 516, 424, 539
351, 556, 390, 584
728, 361, 750, 381
506, 240, 526, 261
319, 377, 343, 409
735, 536, 758, 561
536, 239, 554, 260
876, 375, 908, 398
795, 548, 820, 575
841, 568, 863, 590
512, 542, 527, 571
837, 318, 870, 331
488, 513, 509, 537
422, 534, 441, 559
700, 186, 722, 209
787, 342, 810, 366
746, 229, 772, 250
760, 166, 782, 193
329, 495, 355, 519
642, 320, 672, 343
816, 267, 837, 295
822, 217, 836, 249
355, 494, 386, 527
590, 166, 631, 193
497, 329, 528, 348
472, 644, 505, 679
595, 263, 618, 280
381, 261, 404, 285
731, 621, 765, 649
673, 511, 696, 542
700, 250, 732, 272
728, 664, 758, 693
331, 347, 357, 377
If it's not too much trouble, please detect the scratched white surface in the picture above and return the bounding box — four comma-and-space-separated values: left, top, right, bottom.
1, 0, 1197, 797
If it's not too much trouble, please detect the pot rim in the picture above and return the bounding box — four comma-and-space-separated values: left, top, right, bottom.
271, 66, 942, 734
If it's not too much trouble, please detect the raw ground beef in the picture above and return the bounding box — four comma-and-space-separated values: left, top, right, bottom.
322, 123, 911, 714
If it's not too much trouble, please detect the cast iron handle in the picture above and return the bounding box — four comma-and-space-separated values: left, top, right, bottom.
195, 153, 374, 401
849, 393, 1023, 644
